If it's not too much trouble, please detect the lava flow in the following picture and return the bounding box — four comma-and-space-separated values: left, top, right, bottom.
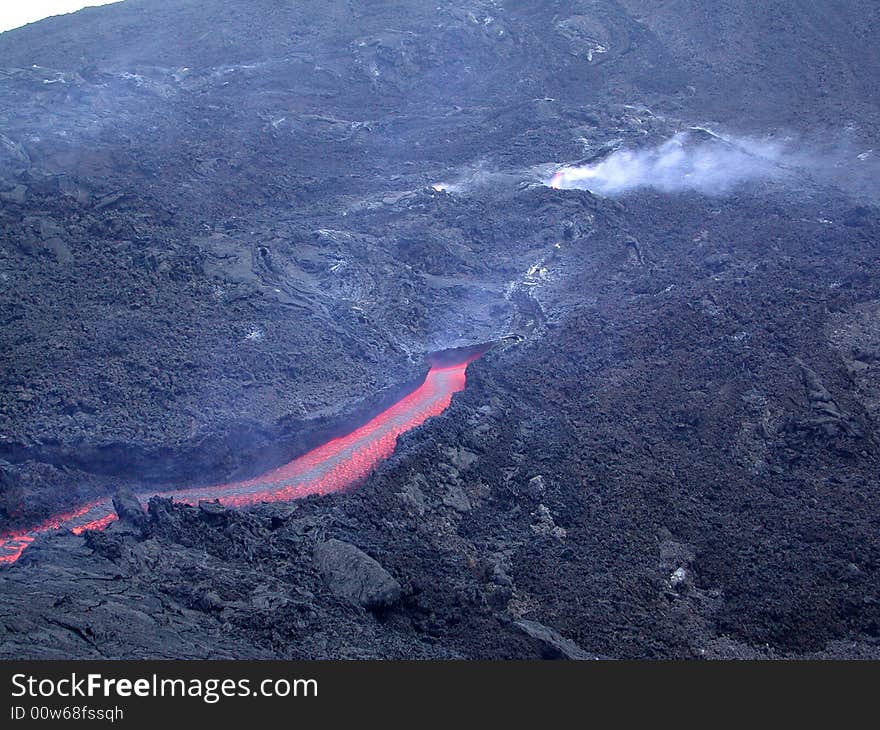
0, 357, 477, 565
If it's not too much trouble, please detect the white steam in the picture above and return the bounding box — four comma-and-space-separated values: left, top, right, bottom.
548, 131, 788, 196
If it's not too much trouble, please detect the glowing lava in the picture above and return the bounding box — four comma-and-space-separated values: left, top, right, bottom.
549, 167, 592, 190
0, 358, 476, 565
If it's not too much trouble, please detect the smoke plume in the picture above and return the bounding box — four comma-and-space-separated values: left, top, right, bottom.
548, 131, 788, 196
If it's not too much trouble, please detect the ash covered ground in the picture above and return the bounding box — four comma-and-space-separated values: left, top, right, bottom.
0, 0, 879, 658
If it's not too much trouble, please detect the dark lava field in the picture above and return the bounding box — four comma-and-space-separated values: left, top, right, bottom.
1, 0, 879, 658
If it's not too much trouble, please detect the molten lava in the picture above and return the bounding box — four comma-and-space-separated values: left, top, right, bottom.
0, 358, 476, 565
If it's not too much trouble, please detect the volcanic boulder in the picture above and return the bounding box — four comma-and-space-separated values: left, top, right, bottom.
112, 489, 147, 530
512, 620, 597, 661
313, 539, 402, 611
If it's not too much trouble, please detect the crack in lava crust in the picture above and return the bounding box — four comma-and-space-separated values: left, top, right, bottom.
0, 358, 475, 564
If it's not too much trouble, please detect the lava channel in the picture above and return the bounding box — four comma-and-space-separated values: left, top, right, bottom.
0, 357, 477, 565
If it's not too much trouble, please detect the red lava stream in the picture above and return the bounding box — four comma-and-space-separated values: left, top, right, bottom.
0, 357, 476, 565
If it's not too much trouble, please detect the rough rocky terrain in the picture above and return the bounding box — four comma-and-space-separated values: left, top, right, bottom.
1, 0, 878, 658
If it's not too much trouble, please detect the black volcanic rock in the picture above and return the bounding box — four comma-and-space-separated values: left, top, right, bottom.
512, 620, 597, 661
0, 0, 879, 660
313, 539, 402, 611
112, 489, 147, 529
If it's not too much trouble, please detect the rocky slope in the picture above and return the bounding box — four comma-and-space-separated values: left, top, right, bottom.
1, 0, 878, 658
